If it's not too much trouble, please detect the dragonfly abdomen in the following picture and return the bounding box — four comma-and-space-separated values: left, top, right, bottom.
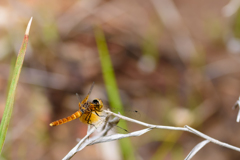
49, 111, 82, 126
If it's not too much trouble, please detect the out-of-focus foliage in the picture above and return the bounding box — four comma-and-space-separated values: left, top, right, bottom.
233, 9, 240, 38
0, 0, 240, 160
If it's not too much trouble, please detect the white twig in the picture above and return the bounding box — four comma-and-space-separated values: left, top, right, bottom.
103, 110, 188, 131
184, 125, 240, 152
236, 108, 240, 123
89, 128, 153, 145
63, 109, 240, 160
62, 127, 96, 160
185, 140, 210, 160
62, 115, 121, 160
233, 96, 240, 123
104, 110, 240, 157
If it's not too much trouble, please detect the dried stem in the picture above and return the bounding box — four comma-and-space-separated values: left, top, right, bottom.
63, 109, 240, 160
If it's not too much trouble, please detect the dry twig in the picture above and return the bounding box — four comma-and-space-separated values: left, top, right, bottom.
63, 109, 240, 160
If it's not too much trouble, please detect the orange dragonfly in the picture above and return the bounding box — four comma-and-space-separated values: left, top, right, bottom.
49, 82, 104, 127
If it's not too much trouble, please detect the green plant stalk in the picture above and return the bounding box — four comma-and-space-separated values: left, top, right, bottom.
95, 27, 135, 160
0, 18, 32, 154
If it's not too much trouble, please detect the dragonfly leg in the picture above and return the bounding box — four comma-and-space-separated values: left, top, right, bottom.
85, 112, 92, 124
94, 110, 105, 117
86, 112, 97, 128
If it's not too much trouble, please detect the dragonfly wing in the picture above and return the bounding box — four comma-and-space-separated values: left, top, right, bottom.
81, 82, 95, 104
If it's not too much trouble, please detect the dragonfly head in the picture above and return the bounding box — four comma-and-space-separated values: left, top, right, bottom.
92, 98, 103, 111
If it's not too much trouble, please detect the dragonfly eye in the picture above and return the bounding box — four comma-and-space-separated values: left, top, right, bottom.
92, 99, 100, 105
92, 98, 103, 111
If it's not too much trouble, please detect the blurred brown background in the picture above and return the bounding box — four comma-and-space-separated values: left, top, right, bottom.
1, 0, 240, 159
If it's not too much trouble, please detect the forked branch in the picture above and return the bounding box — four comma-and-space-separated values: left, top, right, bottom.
63, 109, 240, 160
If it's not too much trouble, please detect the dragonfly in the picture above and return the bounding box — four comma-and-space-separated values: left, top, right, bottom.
49, 82, 104, 127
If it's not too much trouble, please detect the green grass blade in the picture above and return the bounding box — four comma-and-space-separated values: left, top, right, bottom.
0, 17, 32, 154
95, 27, 135, 160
